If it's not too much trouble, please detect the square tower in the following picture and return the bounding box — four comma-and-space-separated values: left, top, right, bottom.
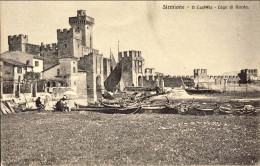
8, 34, 28, 52
57, 28, 83, 59
119, 50, 144, 88
69, 10, 95, 48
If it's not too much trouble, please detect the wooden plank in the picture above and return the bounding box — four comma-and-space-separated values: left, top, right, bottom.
6, 101, 15, 113
1, 102, 10, 114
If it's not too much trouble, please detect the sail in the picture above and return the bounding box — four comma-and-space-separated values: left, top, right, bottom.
110, 52, 117, 72
104, 62, 122, 92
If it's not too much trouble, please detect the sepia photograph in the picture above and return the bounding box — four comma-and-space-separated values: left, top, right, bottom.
1, 1, 260, 165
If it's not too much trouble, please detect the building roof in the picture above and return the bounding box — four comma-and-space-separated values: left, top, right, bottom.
59, 56, 78, 60
1, 51, 44, 60
0, 58, 33, 67
43, 63, 60, 72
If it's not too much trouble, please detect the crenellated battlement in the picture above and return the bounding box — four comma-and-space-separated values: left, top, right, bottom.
40, 43, 58, 52
144, 68, 155, 73
57, 28, 82, 40
69, 10, 95, 26
83, 46, 99, 55
194, 69, 207, 74
8, 34, 28, 44
240, 69, 258, 76
118, 50, 143, 62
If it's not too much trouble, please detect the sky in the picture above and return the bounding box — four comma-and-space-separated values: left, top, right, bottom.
1, 1, 260, 76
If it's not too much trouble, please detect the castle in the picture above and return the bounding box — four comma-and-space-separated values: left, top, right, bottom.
3, 10, 112, 101
2, 10, 160, 101
1, 10, 258, 101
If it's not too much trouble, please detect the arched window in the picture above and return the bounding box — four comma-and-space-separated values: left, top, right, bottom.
64, 44, 67, 48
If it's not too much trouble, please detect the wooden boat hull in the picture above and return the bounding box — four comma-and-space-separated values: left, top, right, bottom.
185, 88, 220, 94
71, 106, 141, 114
219, 106, 236, 114
139, 105, 166, 114
164, 104, 179, 114
236, 105, 256, 115
177, 107, 190, 115
101, 102, 123, 108
76, 103, 104, 109
218, 103, 244, 115
193, 107, 214, 115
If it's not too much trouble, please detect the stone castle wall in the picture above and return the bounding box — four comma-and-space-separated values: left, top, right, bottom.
40, 43, 59, 70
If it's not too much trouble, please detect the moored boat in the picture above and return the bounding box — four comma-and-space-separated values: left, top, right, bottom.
101, 102, 125, 108
185, 88, 220, 95
175, 103, 190, 115
191, 102, 218, 115
219, 103, 244, 115
164, 103, 179, 114
236, 104, 256, 115
71, 105, 141, 114
193, 107, 215, 115
139, 105, 166, 114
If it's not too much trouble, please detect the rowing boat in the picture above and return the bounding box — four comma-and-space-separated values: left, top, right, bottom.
219, 103, 244, 115
138, 105, 166, 114
71, 105, 141, 114
164, 103, 179, 114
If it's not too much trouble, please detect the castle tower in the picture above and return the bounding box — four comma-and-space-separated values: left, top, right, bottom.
8, 34, 28, 52
69, 10, 95, 48
119, 50, 144, 88
84, 53, 104, 102
57, 28, 83, 59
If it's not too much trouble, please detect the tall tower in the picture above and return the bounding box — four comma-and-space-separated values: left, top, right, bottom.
8, 34, 28, 52
69, 10, 95, 48
57, 28, 83, 59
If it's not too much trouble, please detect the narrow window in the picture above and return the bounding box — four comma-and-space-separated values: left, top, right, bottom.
17, 67, 22, 73
26, 60, 30, 65
73, 67, 76, 73
57, 69, 60, 76
64, 44, 67, 48
35, 61, 39, 67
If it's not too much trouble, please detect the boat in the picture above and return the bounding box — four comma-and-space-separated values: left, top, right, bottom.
191, 102, 218, 115
236, 104, 256, 115
164, 103, 179, 114
180, 77, 220, 95
138, 105, 166, 114
101, 102, 124, 108
185, 88, 220, 95
176, 103, 190, 115
192, 107, 215, 115
71, 105, 141, 114
74, 102, 103, 109
219, 102, 244, 115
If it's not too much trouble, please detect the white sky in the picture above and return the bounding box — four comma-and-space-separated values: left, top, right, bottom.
1, 1, 260, 76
